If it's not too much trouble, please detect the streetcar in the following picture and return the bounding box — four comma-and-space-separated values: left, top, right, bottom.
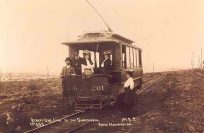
62, 31, 143, 110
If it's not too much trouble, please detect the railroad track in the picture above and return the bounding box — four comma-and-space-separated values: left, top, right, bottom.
137, 73, 166, 95
81, 73, 167, 133
142, 74, 163, 83
24, 74, 166, 133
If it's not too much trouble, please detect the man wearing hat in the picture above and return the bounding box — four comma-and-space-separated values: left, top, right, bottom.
60, 57, 75, 78
72, 51, 85, 75
101, 50, 112, 74
60, 57, 75, 105
81, 50, 94, 76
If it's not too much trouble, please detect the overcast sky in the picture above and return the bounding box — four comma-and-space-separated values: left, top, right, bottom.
0, 0, 204, 74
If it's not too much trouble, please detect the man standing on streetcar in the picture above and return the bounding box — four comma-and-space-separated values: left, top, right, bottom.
60, 57, 75, 105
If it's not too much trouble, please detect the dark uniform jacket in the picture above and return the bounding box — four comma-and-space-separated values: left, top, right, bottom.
101, 58, 112, 74
72, 57, 85, 75
103, 58, 112, 69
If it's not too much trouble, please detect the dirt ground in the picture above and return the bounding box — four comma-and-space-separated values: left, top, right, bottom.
0, 70, 204, 133
0, 79, 69, 133
128, 69, 204, 133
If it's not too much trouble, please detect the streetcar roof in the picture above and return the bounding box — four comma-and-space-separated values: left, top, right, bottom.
62, 31, 141, 50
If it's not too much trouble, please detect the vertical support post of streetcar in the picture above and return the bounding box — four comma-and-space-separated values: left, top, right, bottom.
95, 43, 99, 68
115, 44, 122, 71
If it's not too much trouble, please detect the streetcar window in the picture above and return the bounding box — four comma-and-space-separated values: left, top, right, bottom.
122, 45, 126, 68
100, 50, 112, 67
90, 51, 95, 65
134, 49, 136, 68
110, 54, 113, 62
122, 53, 125, 67
95, 52, 100, 67
136, 49, 140, 68
132, 49, 142, 68
79, 50, 100, 68
126, 47, 130, 68
132, 48, 135, 67
130, 47, 134, 67
136, 49, 139, 67
139, 50, 142, 67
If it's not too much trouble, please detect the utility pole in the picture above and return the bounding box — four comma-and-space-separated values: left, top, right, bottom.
198, 56, 200, 68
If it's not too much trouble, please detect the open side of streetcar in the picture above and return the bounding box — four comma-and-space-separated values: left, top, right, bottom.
62, 31, 143, 109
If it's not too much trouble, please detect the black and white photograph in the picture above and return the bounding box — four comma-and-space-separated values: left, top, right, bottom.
0, 0, 204, 132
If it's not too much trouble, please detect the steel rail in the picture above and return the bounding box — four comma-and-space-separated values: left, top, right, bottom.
137, 74, 166, 95
142, 74, 161, 83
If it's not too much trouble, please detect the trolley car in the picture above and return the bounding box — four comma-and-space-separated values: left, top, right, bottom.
62, 31, 143, 110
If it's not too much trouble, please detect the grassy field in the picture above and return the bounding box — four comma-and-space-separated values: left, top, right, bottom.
0, 78, 66, 132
